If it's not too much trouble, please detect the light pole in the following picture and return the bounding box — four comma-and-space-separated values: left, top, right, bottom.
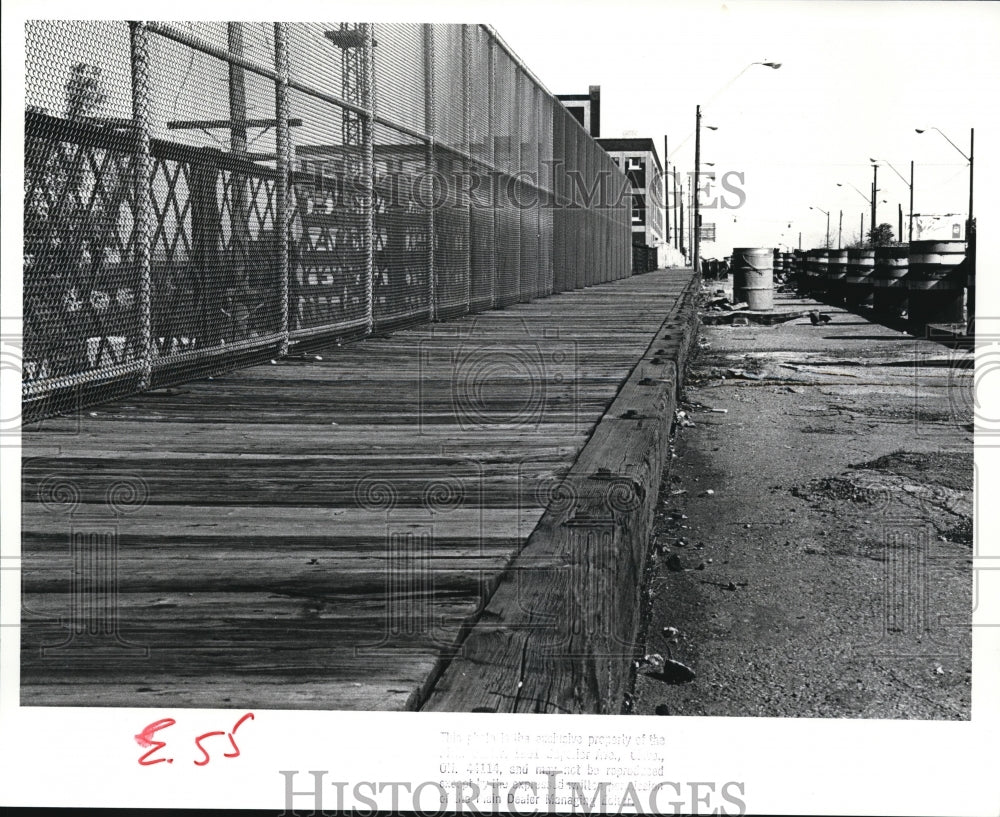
810, 206, 830, 248
837, 182, 888, 244
663, 135, 670, 247
871, 157, 914, 243
871, 163, 878, 246
916, 127, 974, 334
692, 107, 713, 272
915, 126, 973, 238
693, 60, 780, 274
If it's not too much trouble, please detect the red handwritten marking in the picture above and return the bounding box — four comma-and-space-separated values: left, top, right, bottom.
193, 731, 226, 766
224, 712, 255, 758
192, 713, 255, 766
135, 718, 176, 766
138, 713, 254, 767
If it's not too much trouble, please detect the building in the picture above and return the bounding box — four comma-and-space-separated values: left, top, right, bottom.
555, 86, 601, 138
595, 138, 666, 262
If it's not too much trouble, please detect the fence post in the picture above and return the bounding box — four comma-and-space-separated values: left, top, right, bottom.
462, 24, 472, 315
488, 33, 497, 309
274, 23, 290, 356
362, 23, 375, 335
423, 24, 436, 322
129, 21, 154, 390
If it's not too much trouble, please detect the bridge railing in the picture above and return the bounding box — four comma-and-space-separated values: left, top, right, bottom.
22, 21, 632, 422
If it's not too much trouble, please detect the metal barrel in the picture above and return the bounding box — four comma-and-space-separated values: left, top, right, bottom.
793, 249, 807, 286
773, 249, 784, 273
906, 239, 966, 324
967, 247, 976, 336
782, 252, 794, 273
872, 244, 908, 316
826, 249, 848, 301
844, 247, 875, 306
812, 248, 830, 295
732, 247, 775, 310
907, 240, 965, 287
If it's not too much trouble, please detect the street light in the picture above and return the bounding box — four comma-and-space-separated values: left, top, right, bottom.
837, 182, 888, 206
871, 157, 914, 243
810, 205, 830, 248
693, 61, 781, 274
915, 127, 973, 233
837, 182, 888, 245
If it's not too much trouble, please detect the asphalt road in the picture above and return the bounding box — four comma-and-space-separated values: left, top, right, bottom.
631, 289, 973, 719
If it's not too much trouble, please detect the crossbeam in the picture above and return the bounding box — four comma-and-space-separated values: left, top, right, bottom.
167, 117, 303, 130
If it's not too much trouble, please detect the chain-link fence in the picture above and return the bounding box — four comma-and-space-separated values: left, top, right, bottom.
22, 21, 633, 423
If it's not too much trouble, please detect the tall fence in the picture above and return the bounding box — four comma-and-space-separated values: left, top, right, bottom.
22, 21, 633, 422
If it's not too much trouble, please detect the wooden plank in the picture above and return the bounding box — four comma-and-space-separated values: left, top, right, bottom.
421, 271, 701, 712
20, 269, 700, 710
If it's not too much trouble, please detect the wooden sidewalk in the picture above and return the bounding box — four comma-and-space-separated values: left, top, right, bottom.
20, 269, 699, 711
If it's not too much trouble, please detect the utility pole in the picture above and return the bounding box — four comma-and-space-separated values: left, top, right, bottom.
838, 210, 842, 249
673, 168, 680, 250
909, 160, 914, 243
898, 203, 903, 243
693, 105, 702, 274
870, 163, 878, 246
679, 182, 685, 264
664, 135, 670, 246
969, 127, 975, 235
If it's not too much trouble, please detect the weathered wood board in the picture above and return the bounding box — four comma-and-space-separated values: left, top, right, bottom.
21, 269, 699, 711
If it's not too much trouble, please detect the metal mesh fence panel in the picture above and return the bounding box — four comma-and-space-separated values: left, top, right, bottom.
467, 25, 495, 311
492, 45, 521, 307
372, 121, 431, 329
537, 93, 555, 296
431, 25, 470, 319
23, 20, 145, 420
550, 104, 567, 293
146, 27, 284, 382
22, 20, 631, 422
433, 151, 472, 320
371, 24, 426, 137
286, 23, 369, 341
518, 75, 540, 302
288, 89, 368, 339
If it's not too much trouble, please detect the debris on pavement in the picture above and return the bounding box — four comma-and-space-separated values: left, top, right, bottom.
645, 658, 697, 685
726, 368, 762, 380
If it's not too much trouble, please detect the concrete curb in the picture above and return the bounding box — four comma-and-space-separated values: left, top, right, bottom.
420, 271, 702, 713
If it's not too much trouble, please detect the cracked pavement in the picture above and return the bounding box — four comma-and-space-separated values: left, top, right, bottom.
631, 291, 973, 719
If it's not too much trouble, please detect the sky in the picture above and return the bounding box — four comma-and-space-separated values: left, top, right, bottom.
10, 0, 998, 257
493, 0, 999, 254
